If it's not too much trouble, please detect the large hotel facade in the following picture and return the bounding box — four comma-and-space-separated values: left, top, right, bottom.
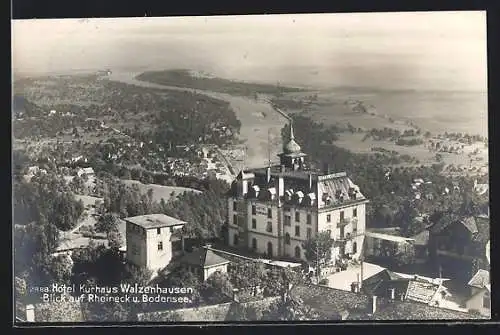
227, 123, 369, 263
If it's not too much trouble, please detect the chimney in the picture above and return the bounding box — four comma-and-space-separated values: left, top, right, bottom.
266, 166, 271, 183
371, 296, 378, 314
232, 288, 240, 303
26, 304, 35, 322
242, 179, 248, 196
389, 288, 396, 300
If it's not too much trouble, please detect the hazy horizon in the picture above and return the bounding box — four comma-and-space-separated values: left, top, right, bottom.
12, 12, 487, 92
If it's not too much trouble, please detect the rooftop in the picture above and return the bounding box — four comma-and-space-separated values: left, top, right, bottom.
365, 231, 415, 243
124, 214, 186, 229
405, 280, 441, 304
246, 165, 347, 182
136, 297, 280, 322
291, 284, 482, 320
467, 269, 489, 289
178, 247, 231, 268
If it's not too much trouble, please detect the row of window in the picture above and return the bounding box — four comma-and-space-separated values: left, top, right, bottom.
237, 203, 358, 223
248, 237, 302, 259
326, 208, 357, 223
248, 217, 312, 238
233, 233, 359, 259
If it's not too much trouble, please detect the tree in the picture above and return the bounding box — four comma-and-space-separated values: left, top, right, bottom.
229, 261, 266, 296
96, 213, 119, 234
262, 295, 320, 321
47, 254, 74, 284
122, 263, 153, 286
199, 271, 234, 305
302, 231, 334, 282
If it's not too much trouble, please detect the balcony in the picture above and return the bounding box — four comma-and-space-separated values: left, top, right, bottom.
336, 232, 361, 242
337, 218, 358, 227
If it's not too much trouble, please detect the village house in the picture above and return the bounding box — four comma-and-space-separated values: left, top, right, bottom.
136, 282, 482, 322
177, 245, 231, 281
227, 122, 368, 264
361, 270, 451, 308
125, 214, 186, 274
76, 167, 95, 179
465, 269, 490, 317
428, 214, 489, 282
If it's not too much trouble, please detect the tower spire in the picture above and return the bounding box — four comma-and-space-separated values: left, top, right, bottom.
289, 121, 295, 141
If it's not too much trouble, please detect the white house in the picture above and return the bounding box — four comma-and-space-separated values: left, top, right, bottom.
465, 269, 490, 317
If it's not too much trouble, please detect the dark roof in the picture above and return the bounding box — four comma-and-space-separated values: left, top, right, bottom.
362, 270, 404, 296
467, 269, 489, 289
178, 247, 230, 268
137, 297, 280, 321
290, 284, 371, 319
292, 284, 480, 321
124, 214, 186, 229
371, 301, 484, 320
430, 215, 478, 235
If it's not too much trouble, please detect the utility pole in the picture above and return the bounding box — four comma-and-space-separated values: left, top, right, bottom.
316, 242, 320, 284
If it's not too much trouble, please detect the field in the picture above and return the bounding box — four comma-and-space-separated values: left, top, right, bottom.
122, 179, 201, 203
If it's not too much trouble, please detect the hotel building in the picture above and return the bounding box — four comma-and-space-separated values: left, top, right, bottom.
227, 123, 369, 263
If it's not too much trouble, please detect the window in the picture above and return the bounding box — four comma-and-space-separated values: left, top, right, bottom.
353, 208, 358, 218
295, 246, 301, 259
157, 228, 161, 235
233, 201, 237, 211
327, 214, 331, 223
252, 238, 257, 250
267, 208, 272, 219
234, 234, 239, 246
352, 242, 357, 254
267, 242, 273, 257
295, 226, 300, 237
284, 216, 291, 226
233, 214, 238, 226
307, 214, 312, 225
483, 292, 491, 309
252, 205, 256, 215
295, 212, 300, 222
252, 218, 257, 229
340, 211, 345, 222
158, 241, 163, 251
285, 233, 291, 245
307, 228, 312, 239
266, 222, 273, 233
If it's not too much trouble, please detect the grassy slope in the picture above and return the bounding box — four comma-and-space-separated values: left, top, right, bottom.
122, 179, 201, 203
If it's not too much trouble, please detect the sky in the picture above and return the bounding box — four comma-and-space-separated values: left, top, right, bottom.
12, 11, 487, 91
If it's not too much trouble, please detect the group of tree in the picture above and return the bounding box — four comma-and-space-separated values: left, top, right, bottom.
395, 138, 424, 146
14, 173, 85, 231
